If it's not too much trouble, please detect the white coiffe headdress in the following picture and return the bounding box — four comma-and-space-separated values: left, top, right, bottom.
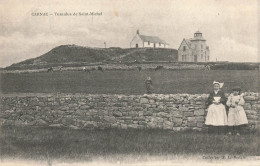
213, 81, 224, 88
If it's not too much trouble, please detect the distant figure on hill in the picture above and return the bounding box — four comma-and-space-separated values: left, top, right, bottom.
58, 66, 63, 71
145, 76, 153, 94
155, 66, 163, 71
98, 66, 104, 72
137, 66, 142, 71
204, 64, 211, 70
83, 67, 91, 73
47, 67, 53, 72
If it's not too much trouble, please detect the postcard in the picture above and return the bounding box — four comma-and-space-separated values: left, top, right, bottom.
0, 0, 259, 165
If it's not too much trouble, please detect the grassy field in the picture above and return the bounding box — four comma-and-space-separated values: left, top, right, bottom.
0, 126, 258, 161
0, 70, 259, 94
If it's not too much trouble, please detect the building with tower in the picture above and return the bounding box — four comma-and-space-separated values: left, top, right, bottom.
178, 31, 210, 62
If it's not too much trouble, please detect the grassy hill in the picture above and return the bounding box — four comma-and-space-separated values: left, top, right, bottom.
5, 45, 178, 70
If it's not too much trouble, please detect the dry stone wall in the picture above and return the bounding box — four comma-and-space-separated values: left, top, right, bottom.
0, 93, 259, 131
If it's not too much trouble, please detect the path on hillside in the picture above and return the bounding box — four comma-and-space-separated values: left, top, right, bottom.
111, 49, 144, 62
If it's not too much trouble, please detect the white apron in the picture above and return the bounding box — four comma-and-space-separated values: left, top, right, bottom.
205, 103, 228, 126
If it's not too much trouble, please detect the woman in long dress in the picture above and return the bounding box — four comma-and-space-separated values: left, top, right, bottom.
226, 86, 248, 135
205, 81, 228, 134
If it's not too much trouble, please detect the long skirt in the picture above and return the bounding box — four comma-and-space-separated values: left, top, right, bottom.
205, 104, 228, 126
228, 106, 248, 126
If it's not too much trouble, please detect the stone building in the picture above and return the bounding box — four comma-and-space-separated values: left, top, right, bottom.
178, 31, 210, 62
130, 30, 169, 48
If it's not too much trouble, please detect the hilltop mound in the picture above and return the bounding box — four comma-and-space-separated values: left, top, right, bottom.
6, 45, 178, 70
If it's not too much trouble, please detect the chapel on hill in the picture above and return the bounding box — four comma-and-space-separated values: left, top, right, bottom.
130, 30, 169, 48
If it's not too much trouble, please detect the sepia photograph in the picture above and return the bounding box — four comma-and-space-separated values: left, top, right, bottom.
0, 0, 259, 165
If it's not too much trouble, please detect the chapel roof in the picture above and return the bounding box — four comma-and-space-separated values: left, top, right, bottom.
139, 35, 167, 44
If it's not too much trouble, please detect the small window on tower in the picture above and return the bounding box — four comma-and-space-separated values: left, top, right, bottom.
148, 41, 150, 45
183, 46, 186, 51
159, 42, 161, 46
201, 45, 203, 49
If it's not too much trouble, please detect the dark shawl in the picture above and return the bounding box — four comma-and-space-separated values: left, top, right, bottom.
206, 90, 226, 108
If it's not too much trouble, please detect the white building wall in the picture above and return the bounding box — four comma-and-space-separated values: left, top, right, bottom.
190, 40, 210, 62
207, 48, 210, 61
130, 33, 169, 49
155, 43, 166, 48
130, 35, 144, 48
143, 42, 168, 48
178, 40, 190, 62
187, 49, 193, 62
143, 42, 155, 48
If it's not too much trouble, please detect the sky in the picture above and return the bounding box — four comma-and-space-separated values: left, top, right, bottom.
0, 0, 258, 67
